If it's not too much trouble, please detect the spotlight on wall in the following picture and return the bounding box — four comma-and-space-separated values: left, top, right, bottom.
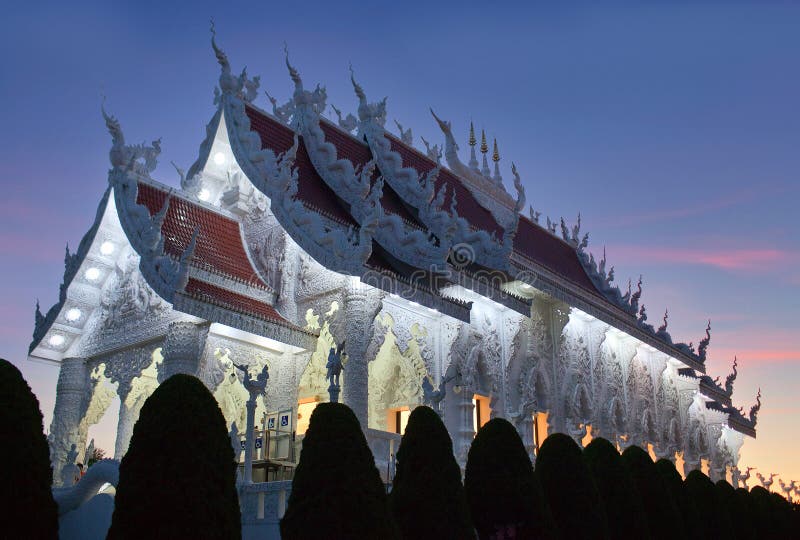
198, 188, 211, 202
65, 308, 82, 322
48, 335, 65, 347
213, 151, 227, 166
100, 241, 115, 256
85, 267, 101, 281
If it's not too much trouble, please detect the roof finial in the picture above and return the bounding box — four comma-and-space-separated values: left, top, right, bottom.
349, 63, 366, 106
749, 387, 761, 423
657, 309, 669, 334
284, 42, 302, 89
492, 139, 503, 186
725, 356, 739, 395
468, 121, 479, 172
697, 320, 712, 362
480, 129, 490, 177
629, 275, 643, 313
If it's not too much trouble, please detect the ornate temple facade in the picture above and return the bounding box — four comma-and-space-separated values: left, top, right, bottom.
31, 34, 760, 490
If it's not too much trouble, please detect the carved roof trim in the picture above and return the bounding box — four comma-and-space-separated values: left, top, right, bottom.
30, 187, 113, 355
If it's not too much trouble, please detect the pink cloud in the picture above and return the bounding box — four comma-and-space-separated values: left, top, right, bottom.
595, 183, 796, 228
607, 245, 797, 273
713, 348, 800, 364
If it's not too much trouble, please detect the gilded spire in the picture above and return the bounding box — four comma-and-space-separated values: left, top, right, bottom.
468, 121, 479, 172
480, 129, 488, 154
492, 139, 500, 162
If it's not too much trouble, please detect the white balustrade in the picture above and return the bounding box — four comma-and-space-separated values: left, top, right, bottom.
239, 480, 291, 540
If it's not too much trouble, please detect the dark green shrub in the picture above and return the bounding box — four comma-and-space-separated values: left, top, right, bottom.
107, 374, 240, 539
621, 446, 684, 540
683, 470, 732, 540
733, 488, 757, 540
390, 406, 473, 539
748, 486, 773, 536
768, 491, 793, 537
280, 402, 397, 540
655, 459, 700, 540
0, 358, 58, 539
536, 432, 607, 540
465, 418, 557, 540
584, 438, 650, 539
716, 480, 754, 540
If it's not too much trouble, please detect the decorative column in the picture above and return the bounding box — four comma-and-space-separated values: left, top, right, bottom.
729, 466, 740, 488
107, 348, 157, 458
683, 456, 701, 475
709, 460, 726, 483
49, 357, 88, 486
239, 364, 269, 484
518, 412, 535, 461
114, 377, 135, 459
341, 280, 383, 428
457, 383, 475, 463
276, 236, 300, 323
160, 321, 208, 381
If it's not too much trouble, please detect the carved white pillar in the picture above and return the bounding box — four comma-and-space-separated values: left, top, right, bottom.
730, 466, 741, 488
106, 347, 157, 458
459, 384, 476, 459
519, 412, 536, 462
161, 321, 208, 381
276, 237, 299, 323
49, 357, 88, 486
684, 457, 701, 475
709, 459, 726, 483
342, 280, 383, 428
243, 393, 258, 484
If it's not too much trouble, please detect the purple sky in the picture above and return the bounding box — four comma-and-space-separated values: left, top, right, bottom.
1, 2, 797, 483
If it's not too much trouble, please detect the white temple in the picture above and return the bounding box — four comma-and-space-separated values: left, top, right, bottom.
31, 33, 760, 509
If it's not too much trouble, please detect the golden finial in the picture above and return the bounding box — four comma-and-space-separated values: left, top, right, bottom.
492, 139, 500, 162
480, 129, 488, 154
469, 122, 476, 147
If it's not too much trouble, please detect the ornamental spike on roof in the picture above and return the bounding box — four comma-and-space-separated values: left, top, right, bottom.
138, 30, 723, 368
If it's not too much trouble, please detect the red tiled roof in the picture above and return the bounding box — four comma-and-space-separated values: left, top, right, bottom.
136, 182, 266, 288
385, 134, 504, 237
242, 104, 609, 303
245, 106, 357, 226
514, 216, 600, 294
381, 132, 605, 299
318, 121, 422, 228
185, 278, 291, 326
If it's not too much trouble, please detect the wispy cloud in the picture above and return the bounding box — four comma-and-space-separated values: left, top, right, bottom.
709, 328, 800, 366
713, 348, 800, 364
594, 184, 796, 228
607, 245, 797, 273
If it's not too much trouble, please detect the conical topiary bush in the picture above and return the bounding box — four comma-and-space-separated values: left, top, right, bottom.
390, 405, 473, 540
621, 446, 684, 540
682, 470, 732, 540
583, 438, 650, 539
280, 402, 397, 540
107, 374, 240, 539
535, 432, 606, 540
464, 418, 557, 539
654, 459, 701, 540
0, 358, 58, 539
715, 480, 755, 540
